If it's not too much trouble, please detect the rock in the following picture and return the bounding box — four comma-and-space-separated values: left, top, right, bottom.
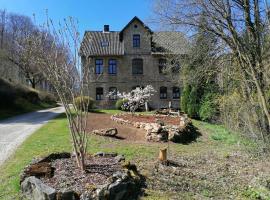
20, 162, 54, 184
155, 119, 165, 126
93, 128, 118, 137
94, 152, 118, 157
133, 122, 141, 128
114, 155, 125, 162
151, 123, 162, 132
21, 176, 56, 200
95, 170, 140, 200
57, 189, 80, 200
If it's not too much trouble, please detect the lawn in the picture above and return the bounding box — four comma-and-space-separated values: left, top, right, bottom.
1, 111, 270, 199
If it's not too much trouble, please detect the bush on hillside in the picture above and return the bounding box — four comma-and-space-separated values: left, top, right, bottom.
23, 90, 40, 104
199, 93, 219, 122
115, 99, 128, 110
74, 96, 94, 111
39, 91, 57, 105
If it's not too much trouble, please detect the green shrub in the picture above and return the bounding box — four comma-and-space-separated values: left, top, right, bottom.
181, 85, 191, 113
23, 90, 40, 104
199, 93, 218, 121
14, 97, 35, 111
187, 86, 200, 118
39, 91, 57, 104
74, 96, 94, 111
115, 99, 128, 110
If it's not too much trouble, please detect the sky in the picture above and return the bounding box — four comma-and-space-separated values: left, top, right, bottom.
0, 0, 154, 35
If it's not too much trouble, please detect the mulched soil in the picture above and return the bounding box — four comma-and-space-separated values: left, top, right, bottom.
85, 113, 182, 142
118, 114, 181, 126
41, 156, 123, 193
86, 113, 146, 142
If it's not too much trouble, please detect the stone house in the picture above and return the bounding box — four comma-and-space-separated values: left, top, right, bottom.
80, 16, 188, 109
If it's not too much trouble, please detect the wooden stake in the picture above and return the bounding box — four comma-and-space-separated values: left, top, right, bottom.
158, 148, 167, 162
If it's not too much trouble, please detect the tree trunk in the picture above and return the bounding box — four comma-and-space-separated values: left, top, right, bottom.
158, 148, 167, 162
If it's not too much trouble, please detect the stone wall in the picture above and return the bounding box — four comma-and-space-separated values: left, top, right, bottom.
111, 114, 195, 143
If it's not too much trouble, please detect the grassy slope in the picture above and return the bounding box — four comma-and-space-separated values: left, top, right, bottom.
0, 111, 269, 199
0, 78, 57, 120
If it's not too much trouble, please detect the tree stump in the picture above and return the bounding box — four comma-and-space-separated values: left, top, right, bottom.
158, 148, 167, 162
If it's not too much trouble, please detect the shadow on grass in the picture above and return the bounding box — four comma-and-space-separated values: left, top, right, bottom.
89, 109, 106, 114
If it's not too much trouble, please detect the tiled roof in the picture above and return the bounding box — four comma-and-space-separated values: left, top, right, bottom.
80, 31, 124, 56
80, 31, 188, 56
152, 32, 189, 55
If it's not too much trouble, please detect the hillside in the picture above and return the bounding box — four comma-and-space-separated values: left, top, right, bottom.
0, 78, 57, 120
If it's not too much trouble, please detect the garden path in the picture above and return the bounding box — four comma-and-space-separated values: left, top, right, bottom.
0, 106, 64, 165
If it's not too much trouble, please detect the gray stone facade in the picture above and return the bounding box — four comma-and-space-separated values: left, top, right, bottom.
80, 17, 188, 109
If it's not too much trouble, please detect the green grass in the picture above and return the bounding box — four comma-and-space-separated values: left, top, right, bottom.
0, 113, 263, 199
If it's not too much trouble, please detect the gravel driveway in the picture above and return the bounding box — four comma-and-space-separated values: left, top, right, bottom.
0, 106, 65, 166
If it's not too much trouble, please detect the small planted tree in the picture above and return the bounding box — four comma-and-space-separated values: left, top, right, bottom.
109, 85, 156, 114
34, 16, 90, 171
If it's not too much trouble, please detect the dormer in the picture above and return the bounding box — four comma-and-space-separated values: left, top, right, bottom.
119, 16, 153, 54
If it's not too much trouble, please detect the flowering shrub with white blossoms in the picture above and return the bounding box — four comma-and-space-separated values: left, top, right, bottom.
108, 85, 156, 113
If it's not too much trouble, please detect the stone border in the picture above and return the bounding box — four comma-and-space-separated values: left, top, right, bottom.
111, 114, 192, 142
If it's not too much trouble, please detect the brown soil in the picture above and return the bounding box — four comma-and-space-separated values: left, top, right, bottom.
41, 155, 123, 193
86, 113, 146, 142
119, 114, 181, 126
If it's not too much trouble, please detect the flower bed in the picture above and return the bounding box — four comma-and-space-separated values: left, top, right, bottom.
20, 152, 143, 200
111, 114, 199, 143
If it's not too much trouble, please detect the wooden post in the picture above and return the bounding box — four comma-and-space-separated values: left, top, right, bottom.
158, 148, 167, 162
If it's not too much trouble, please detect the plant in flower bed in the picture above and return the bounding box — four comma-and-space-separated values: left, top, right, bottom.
108, 85, 156, 114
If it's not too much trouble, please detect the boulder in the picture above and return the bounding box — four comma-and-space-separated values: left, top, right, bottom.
95, 171, 139, 200
56, 189, 80, 200
93, 128, 118, 137
94, 152, 118, 157
21, 176, 56, 200
114, 155, 125, 162
145, 127, 168, 142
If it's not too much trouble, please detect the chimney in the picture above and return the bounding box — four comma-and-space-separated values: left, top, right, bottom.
104, 25, 109, 32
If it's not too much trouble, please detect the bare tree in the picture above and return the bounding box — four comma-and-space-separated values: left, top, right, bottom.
35, 17, 90, 171
5, 13, 43, 88
0, 9, 6, 49
153, 0, 270, 138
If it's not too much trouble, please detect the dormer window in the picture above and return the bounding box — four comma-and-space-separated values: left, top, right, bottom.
133, 34, 140, 47
101, 41, 109, 47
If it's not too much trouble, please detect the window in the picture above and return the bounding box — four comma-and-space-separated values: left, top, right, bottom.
172, 87, 180, 99
96, 87, 103, 100
109, 87, 117, 100
132, 58, 143, 74
160, 87, 167, 99
159, 58, 167, 74
171, 60, 180, 73
133, 34, 140, 47
108, 59, 117, 75
95, 59, 103, 74
101, 41, 109, 47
